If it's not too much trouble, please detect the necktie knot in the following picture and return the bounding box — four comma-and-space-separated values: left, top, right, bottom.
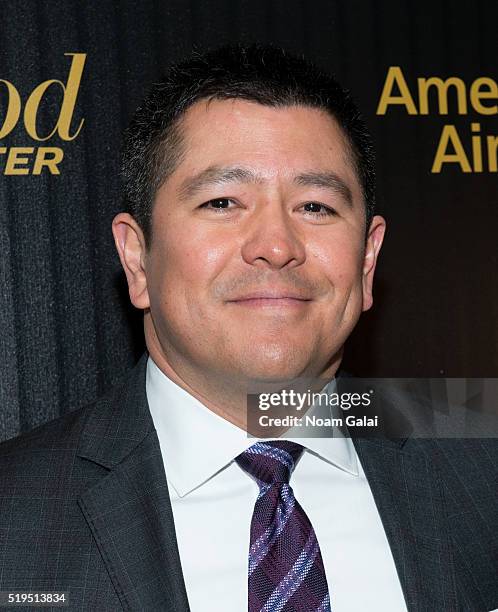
235, 440, 304, 488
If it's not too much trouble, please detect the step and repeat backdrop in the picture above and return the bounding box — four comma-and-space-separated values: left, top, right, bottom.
1, 0, 496, 440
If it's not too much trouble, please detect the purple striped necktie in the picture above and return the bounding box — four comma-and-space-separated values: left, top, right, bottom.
235, 440, 332, 612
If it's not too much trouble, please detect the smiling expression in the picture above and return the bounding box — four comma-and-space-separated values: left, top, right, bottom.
124, 98, 385, 387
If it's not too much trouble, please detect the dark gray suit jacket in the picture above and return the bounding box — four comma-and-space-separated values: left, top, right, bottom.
0, 354, 497, 611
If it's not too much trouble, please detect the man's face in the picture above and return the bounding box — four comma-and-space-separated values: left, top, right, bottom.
120, 99, 385, 386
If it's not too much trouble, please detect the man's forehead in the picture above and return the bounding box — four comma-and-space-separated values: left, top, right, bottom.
180, 97, 344, 137
173, 99, 360, 182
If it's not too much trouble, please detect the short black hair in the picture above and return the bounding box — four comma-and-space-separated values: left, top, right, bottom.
121, 44, 375, 247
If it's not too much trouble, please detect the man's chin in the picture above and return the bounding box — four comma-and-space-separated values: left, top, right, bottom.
246, 370, 303, 384
234, 354, 313, 385
227, 341, 341, 386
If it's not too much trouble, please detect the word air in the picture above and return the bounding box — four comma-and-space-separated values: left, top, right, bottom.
0, 53, 85, 175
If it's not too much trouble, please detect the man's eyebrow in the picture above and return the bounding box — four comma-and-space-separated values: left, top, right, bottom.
177, 165, 354, 207
294, 172, 353, 207
177, 166, 263, 200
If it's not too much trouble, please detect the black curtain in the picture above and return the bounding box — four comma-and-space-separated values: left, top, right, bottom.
1, 0, 496, 441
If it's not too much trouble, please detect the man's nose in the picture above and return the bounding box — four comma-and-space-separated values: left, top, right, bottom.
240, 202, 306, 270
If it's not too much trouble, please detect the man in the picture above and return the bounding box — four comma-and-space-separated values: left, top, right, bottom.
0, 45, 496, 612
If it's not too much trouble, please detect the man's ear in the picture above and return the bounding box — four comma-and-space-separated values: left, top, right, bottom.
362, 215, 386, 312
112, 213, 150, 309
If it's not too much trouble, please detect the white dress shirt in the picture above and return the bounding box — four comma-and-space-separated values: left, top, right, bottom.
146, 357, 408, 612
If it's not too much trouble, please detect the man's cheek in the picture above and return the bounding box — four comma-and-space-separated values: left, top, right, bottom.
203, 242, 231, 265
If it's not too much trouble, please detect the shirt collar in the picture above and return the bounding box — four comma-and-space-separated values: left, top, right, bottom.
146, 356, 358, 498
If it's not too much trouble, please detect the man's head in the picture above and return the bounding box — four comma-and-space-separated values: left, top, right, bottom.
113, 45, 385, 421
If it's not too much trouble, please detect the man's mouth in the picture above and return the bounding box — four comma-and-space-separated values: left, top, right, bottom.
226, 290, 312, 308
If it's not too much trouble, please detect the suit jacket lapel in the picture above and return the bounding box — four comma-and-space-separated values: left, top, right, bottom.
76, 354, 190, 611
353, 436, 457, 612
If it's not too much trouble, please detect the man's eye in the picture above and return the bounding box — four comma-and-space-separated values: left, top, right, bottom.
301, 202, 337, 217
200, 198, 235, 210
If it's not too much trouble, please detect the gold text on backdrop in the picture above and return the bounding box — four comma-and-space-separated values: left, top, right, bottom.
376, 66, 498, 173
0, 53, 86, 175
